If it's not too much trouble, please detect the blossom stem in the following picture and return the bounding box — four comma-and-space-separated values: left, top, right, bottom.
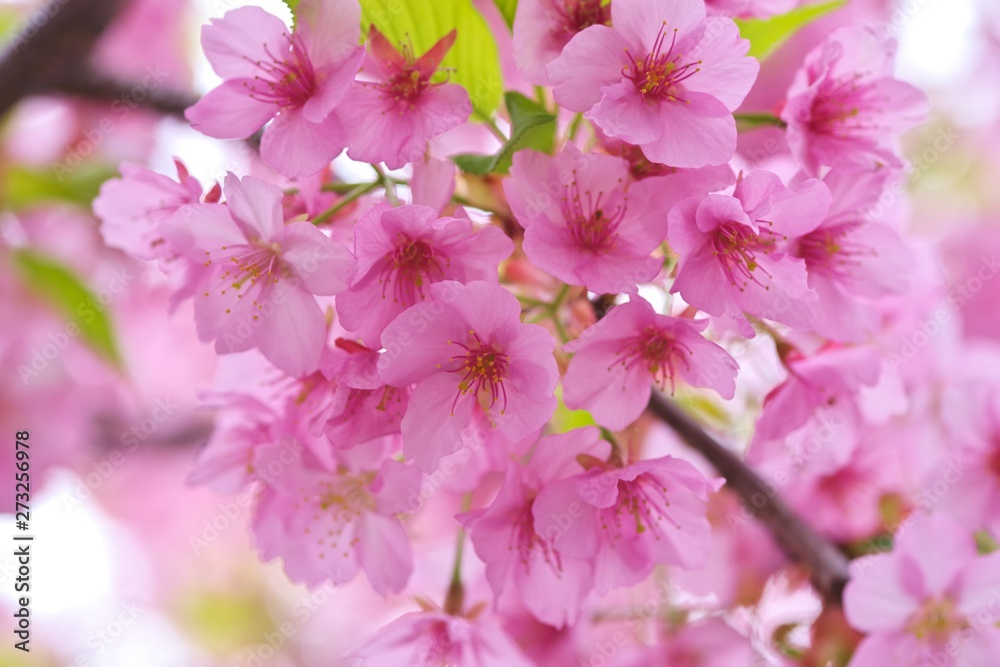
645, 392, 850, 604
733, 112, 788, 130
311, 181, 381, 225
370, 164, 400, 206
444, 494, 472, 615
477, 113, 508, 143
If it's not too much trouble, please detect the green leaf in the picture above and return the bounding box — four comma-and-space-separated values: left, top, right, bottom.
360, 0, 503, 118
551, 387, 596, 433
12, 250, 123, 369
281, 0, 301, 12
5, 164, 117, 211
735, 0, 844, 61
452, 91, 556, 175
493, 0, 518, 29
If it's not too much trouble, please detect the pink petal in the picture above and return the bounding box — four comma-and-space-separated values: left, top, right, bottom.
252, 280, 327, 377
683, 18, 757, 111
401, 373, 474, 472
843, 554, 921, 632
588, 81, 663, 145
223, 173, 284, 241
280, 221, 355, 295
611, 0, 707, 54
641, 92, 736, 167
260, 108, 347, 178
356, 513, 412, 596
895, 512, 978, 598
201, 6, 291, 80
549, 25, 631, 111
185, 80, 275, 139
301, 46, 365, 123
296, 0, 361, 68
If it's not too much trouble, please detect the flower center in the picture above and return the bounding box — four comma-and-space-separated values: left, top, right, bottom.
444, 331, 510, 415
203, 241, 286, 315
511, 501, 563, 575
806, 74, 874, 137
243, 33, 317, 109
602, 473, 679, 540
300, 472, 376, 561
623, 22, 701, 101
907, 597, 966, 644
560, 176, 627, 252
557, 0, 611, 33
612, 326, 693, 393
710, 221, 777, 291
379, 236, 449, 305
794, 225, 874, 284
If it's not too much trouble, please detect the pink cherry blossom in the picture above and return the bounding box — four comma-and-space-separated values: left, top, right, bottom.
843, 513, 1000, 666
461, 427, 610, 627
346, 609, 533, 666
320, 339, 411, 449
378, 280, 558, 472
780, 25, 930, 175
337, 204, 513, 348
505, 144, 677, 293
93, 159, 208, 261
746, 345, 884, 465
792, 169, 914, 342
512, 0, 610, 85
185, 0, 364, 177
548, 0, 758, 167
339, 27, 472, 169
161, 173, 355, 377
252, 440, 421, 596
563, 297, 739, 430
668, 170, 830, 330
533, 455, 719, 592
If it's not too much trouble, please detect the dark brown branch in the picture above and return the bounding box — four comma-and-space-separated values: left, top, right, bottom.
43, 68, 197, 117
0, 0, 128, 117
646, 392, 850, 604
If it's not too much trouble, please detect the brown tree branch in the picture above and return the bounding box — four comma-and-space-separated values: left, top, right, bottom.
646, 392, 850, 604
43, 68, 197, 117
0, 0, 128, 117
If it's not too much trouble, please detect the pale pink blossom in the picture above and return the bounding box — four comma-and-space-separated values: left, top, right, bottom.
793, 169, 914, 342
548, 0, 758, 167
781, 25, 930, 175
253, 441, 421, 595
185, 0, 364, 177
337, 204, 513, 348
461, 427, 610, 627
339, 27, 472, 169
843, 513, 1000, 666
563, 297, 738, 430
162, 173, 355, 377
668, 170, 830, 331
533, 455, 719, 592
378, 281, 558, 472
505, 144, 676, 293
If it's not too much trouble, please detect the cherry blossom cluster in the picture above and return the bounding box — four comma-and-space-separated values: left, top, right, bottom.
88, 0, 1000, 664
